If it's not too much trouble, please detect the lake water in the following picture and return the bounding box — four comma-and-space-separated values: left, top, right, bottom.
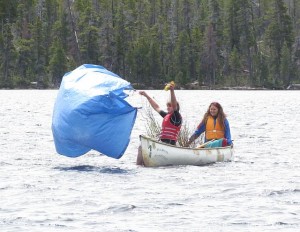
0, 90, 299, 232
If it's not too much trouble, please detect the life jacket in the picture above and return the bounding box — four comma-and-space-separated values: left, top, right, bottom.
160, 113, 181, 141
205, 116, 225, 140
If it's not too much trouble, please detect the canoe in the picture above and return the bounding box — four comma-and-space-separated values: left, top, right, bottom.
140, 135, 233, 167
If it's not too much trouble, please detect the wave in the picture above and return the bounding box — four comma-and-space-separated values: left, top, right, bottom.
267, 189, 300, 196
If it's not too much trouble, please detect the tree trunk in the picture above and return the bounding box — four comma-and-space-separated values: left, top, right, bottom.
67, 0, 81, 64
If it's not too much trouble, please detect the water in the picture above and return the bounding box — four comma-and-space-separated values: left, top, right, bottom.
0, 90, 299, 232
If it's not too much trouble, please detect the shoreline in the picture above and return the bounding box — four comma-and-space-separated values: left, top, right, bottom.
1, 84, 300, 91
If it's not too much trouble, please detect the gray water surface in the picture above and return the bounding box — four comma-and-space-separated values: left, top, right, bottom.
0, 90, 299, 232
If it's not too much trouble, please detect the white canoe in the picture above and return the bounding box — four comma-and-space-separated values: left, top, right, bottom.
140, 135, 233, 167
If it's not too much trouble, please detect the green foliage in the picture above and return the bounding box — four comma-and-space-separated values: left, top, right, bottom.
49, 38, 68, 86
264, 0, 294, 87
0, 23, 17, 88
174, 31, 190, 85
229, 47, 241, 86
0, 0, 299, 89
16, 38, 35, 81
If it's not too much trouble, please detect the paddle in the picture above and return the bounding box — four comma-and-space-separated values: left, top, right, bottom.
196, 139, 215, 149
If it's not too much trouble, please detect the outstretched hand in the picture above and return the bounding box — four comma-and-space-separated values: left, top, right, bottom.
139, 91, 147, 97
165, 82, 175, 91
169, 83, 175, 90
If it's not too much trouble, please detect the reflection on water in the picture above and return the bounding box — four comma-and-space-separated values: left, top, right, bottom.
0, 90, 299, 232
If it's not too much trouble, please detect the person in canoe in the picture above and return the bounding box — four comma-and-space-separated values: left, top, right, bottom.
185, 102, 232, 147
136, 82, 182, 165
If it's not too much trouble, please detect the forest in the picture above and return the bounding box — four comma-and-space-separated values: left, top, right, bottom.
0, 0, 300, 89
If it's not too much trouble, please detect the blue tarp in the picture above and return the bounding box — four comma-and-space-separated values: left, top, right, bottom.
51, 64, 137, 159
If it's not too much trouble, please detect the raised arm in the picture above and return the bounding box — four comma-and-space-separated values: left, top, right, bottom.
169, 83, 178, 111
139, 91, 161, 113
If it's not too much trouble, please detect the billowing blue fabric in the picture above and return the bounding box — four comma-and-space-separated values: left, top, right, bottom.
52, 64, 137, 159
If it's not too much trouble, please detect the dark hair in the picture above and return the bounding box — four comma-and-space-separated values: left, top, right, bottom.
176, 102, 180, 111
167, 101, 180, 111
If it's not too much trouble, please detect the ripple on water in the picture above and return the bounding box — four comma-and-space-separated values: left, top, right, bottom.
1, 90, 300, 231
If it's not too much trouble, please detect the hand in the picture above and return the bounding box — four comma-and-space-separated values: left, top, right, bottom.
183, 142, 190, 147
164, 81, 175, 91
169, 83, 175, 90
139, 91, 146, 96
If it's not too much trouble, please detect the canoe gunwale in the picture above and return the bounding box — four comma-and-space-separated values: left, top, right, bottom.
139, 134, 232, 151
139, 134, 233, 167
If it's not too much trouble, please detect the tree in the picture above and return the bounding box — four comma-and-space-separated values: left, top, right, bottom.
49, 38, 68, 86
174, 30, 190, 85
75, 1, 100, 64
0, 0, 17, 87
229, 46, 241, 86
265, 0, 294, 87
32, 17, 47, 87
16, 38, 35, 87
203, 23, 218, 87
0, 23, 16, 87
66, 0, 81, 65
0, 0, 299, 89
225, 0, 257, 86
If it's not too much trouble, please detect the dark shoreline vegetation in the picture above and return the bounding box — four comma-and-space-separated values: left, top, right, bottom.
2, 81, 300, 90
0, 1, 300, 90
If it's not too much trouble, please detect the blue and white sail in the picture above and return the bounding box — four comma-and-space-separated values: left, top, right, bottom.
52, 64, 137, 159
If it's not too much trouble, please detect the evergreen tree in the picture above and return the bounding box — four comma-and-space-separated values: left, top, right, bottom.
190, 27, 204, 84
0, 0, 299, 89
225, 0, 256, 86
0, 23, 17, 87
229, 46, 241, 86
265, 0, 294, 87
0, 0, 17, 87
174, 30, 190, 85
281, 42, 292, 87
75, 0, 100, 64
32, 17, 47, 87
203, 23, 218, 87
49, 38, 68, 86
